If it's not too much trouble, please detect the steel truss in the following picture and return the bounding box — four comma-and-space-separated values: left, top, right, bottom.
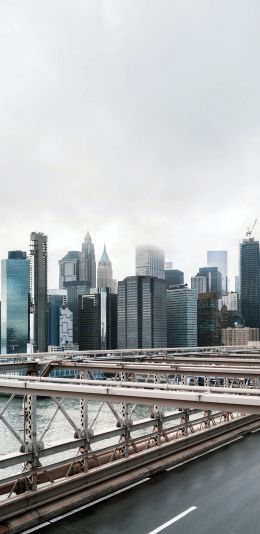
1, 353, 260, 515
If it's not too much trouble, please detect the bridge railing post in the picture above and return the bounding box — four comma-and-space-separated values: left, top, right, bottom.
151, 373, 164, 446
119, 372, 133, 458
78, 370, 93, 472
23, 394, 41, 491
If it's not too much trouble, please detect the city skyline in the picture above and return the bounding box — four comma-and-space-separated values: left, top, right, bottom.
0, 226, 257, 294
1, 2, 260, 294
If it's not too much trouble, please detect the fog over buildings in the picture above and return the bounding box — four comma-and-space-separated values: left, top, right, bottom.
1, 1, 260, 288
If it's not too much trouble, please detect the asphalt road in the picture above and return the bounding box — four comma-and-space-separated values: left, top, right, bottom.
28, 430, 260, 534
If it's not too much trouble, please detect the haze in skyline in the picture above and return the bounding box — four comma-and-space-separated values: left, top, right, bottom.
1, 1, 260, 288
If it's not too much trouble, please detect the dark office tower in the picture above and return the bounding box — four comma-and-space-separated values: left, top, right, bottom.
197, 292, 221, 346
167, 287, 197, 347
198, 267, 222, 297
64, 280, 90, 343
1, 251, 30, 354
117, 276, 167, 349
79, 231, 96, 288
240, 237, 260, 328
164, 269, 184, 289
59, 251, 81, 289
79, 288, 117, 350
30, 232, 48, 352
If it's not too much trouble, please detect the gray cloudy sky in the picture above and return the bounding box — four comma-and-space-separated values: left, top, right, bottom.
1, 0, 260, 288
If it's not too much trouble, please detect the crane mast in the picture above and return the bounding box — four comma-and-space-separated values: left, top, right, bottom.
246, 219, 258, 239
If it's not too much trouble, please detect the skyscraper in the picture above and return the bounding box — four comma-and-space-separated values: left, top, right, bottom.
191, 275, 207, 295
1, 251, 29, 354
207, 251, 228, 293
48, 289, 67, 347
64, 280, 90, 344
79, 231, 96, 288
117, 276, 167, 349
79, 288, 117, 350
167, 287, 197, 347
30, 232, 48, 352
165, 269, 184, 289
59, 251, 81, 289
97, 245, 113, 289
197, 292, 221, 346
59, 306, 73, 348
198, 267, 222, 297
240, 236, 260, 328
235, 275, 240, 295
136, 245, 165, 279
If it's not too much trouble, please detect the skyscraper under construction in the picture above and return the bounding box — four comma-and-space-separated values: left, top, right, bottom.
240, 230, 260, 329
30, 232, 48, 352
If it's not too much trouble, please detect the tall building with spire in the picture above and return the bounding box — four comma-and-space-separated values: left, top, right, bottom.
79, 231, 96, 288
97, 245, 113, 289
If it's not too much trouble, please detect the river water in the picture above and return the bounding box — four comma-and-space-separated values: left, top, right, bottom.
0, 395, 170, 481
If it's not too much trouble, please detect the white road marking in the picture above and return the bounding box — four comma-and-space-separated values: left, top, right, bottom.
166, 436, 243, 471
49, 477, 151, 523
20, 523, 51, 534
147, 506, 197, 534
20, 478, 151, 532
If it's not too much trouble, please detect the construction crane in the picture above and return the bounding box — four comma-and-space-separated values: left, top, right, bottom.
246, 218, 258, 238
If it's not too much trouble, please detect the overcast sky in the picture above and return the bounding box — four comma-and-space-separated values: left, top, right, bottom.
1, 1, 260, 289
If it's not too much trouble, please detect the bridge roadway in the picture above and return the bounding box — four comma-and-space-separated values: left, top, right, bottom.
35, 429, 260, 534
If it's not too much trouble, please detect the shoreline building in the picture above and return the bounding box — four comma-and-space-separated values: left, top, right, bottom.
136, 245, 165, 280
1, 251, 29, 354
221, 327, 259, 346
167, 287, 197, 347
117, 275, 167, 349
30, 232, 48, 352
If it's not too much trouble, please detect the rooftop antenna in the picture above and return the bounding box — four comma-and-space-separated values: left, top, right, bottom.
246, 219, 258, 239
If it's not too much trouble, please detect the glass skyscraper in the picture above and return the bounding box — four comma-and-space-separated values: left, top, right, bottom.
197, 292, 221, 346
117, 276, 167, 349
207, 251, 228, 293
136, 245, 165, 280
59, 251, 81, 289
164, 269, 184, 289
167, 287, 197, 347
240, 237, 260, 328
79, 288, 117, 350
1, 251, 29, 354
198, 267, 222, 297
